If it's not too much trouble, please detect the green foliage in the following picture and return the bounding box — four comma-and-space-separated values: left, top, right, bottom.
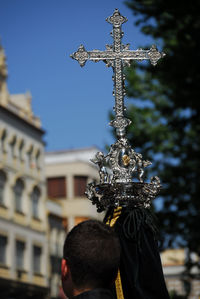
117, 0, 200, 269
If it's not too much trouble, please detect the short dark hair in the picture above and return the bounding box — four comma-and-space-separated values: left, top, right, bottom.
63, 220, 120, 289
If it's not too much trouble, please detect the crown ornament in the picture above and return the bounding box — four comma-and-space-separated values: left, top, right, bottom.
71, 9, 165, 212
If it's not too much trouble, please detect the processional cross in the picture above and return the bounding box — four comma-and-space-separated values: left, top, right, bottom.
71, 9, 165, 139
70, 14, 169, 299
71, 11, 169, 299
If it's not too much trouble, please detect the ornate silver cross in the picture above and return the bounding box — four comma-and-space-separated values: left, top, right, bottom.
71, 9, 165, 139
70, 9, 164, 211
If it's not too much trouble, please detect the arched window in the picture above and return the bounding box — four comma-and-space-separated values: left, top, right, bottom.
13, 179, 24, 213
0, 170, 6, 205
1, 129, 7, 153
27, 145, 33, 167
31, 186, 40, 219
9, 135, 17, 158
19, 139, 25, 161
35, 149, 41, 169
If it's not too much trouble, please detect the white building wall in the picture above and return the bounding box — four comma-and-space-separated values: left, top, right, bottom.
0, 106, 48, 291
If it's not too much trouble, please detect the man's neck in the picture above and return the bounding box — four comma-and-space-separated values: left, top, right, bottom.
73, 287, 91, 297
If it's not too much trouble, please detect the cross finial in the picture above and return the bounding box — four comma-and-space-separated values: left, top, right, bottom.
106, 9, 127, 27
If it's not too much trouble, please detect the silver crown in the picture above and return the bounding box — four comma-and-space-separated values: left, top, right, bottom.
86, 141, 161, 212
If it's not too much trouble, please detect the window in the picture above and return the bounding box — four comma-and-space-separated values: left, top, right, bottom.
14, 179, 24, 213
16, 240, 25, 270
50, 228, 57, 255
33, 245, 42, 274
9, 135, 17, 157
0, 170, 6, 205
27, 145, 33, 167
1, 129, 7, 153
50, 255, 62, 274
74, 176, 88, 197
31, 187, 40, 219
0, 235, 7, 265
19, 139, 24, 161
47, 177, 66, 198
35, 149, 41, 169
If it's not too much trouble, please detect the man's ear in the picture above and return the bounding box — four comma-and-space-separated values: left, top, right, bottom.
61, 258, 69, 278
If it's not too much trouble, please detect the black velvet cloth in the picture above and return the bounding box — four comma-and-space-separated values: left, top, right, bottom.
105, 207, 170, 299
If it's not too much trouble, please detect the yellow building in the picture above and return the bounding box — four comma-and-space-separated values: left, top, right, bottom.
45, 147, 103, 230
0, 44, 49, 298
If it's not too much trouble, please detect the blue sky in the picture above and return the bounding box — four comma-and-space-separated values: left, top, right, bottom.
0, 0, 155, 152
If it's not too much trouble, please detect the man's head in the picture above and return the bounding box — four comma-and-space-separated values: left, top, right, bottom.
61, 220, 120, 298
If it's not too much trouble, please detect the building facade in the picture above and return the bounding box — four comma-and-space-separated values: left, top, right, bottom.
0, 44, 49, 298
45, 147, 103, 231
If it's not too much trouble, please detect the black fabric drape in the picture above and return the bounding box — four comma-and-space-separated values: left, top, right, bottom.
105, 207, 170, 299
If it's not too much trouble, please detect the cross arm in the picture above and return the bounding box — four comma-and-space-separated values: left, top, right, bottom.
121, 45, 166, 66
71, 44, 165, 67
70, 44, 117, 67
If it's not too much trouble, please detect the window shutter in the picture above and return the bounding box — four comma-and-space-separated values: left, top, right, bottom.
74, 176, 88, 197
47, 177, 66, 198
